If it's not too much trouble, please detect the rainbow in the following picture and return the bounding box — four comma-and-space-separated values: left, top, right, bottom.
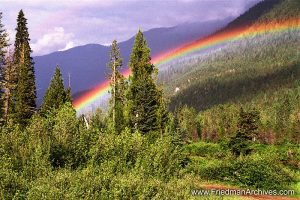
73, 19, 300, 112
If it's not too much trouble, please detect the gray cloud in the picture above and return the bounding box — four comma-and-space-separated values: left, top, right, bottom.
1, 0, 262, 56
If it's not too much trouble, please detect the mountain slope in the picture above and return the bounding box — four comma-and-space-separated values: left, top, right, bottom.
34, 17, 233, 105
164, 0, 300, 144
162, 0, 300, 110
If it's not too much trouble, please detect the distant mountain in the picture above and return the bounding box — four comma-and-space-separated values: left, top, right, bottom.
34, 17, 234, 105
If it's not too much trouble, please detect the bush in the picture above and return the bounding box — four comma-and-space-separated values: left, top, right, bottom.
89, 128, 146, 173
27, 167, 197, 200
135, 133, 186, 181
196, 154, 296, 190
50, 102, 81, 168
184, 142, 226, 158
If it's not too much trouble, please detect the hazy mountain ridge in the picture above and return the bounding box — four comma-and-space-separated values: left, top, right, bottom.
34, 18, 233, 105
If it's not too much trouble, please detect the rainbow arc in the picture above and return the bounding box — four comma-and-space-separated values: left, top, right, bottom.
73, 19, 300, 112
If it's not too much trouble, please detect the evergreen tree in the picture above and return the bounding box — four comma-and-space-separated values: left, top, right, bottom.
65, 72, 72, 103
126, 30, 164, 134
40, 66, 69, 115
228, 107, 260, 156
0, 12, 8, 65
0, 12, 9, 124
1, 51, 17, 124
107, 40, 125, 133
14, 10, 36, 125
65, 87, 72, 103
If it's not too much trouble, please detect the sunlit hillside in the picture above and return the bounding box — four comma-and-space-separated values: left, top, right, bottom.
157, 0, 300, 145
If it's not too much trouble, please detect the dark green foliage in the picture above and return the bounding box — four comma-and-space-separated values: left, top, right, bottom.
228, 108, 259, 156
15, 44, 35, 125
40, 66, 70, 115
14, 10, 36, 126
175, 105, 200, 142
14, 10, 31, 64
126, 30, 164, 134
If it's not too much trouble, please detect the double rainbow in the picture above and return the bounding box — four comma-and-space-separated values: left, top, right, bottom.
73, 19, 300, 112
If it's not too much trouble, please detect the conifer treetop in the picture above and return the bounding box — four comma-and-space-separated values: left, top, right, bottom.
129, 30, 153, 78
14, 9, 31, 63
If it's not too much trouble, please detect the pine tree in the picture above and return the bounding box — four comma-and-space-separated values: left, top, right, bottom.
1, 51, 17, 124
65, 73, 72, 103
14, 10, 36, 125
0, 12, 8, 65
107, 40, 125, 133
40, 66, 68, 115
65, 87, 72, 103
0, 12, 9, 124
126, 30, 163, 134
228, 107, 260, 156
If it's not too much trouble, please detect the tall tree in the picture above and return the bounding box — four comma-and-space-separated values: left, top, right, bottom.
228, 107, 260, 156
65, 73, 72, 103
14, 10, 36, 125
126, 30, 164, 134
0, 12, 9, 124
107, 40, 125, 133
40, 66, 69, 115
65, 87, 72, 103
0, 12, 8, 65
1, 51, 17, 124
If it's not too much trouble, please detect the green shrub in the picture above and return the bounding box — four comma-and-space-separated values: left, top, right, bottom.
135, 133, 186, 181
196, 154, 296, 190
184, 142, 226, 158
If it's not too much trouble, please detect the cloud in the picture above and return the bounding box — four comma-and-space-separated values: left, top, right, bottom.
59, 41, 75, 51
31, 27, 75, 55
1, 0, 263, 55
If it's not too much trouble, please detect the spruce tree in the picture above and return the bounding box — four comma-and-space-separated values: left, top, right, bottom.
65, 87, 72, 103
40, 66, 68, 114
0, 12, 8, 65
0, 12, 9, 124
14, 10, 36, 125
107, 40, 125, 133
228, 107, 260, 156
126, 30, 163, 134
1, 51, 17, 124
65, 73, 72, 103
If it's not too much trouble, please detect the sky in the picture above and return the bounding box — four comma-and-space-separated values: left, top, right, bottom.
1, 0, 262, 56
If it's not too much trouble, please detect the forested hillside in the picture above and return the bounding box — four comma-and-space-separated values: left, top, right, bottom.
165, 0, 300, 144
